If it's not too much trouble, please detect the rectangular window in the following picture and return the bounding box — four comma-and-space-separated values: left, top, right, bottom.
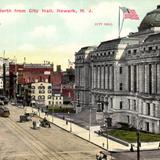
133, 65, 137, 92
152, 123, 155, 133
145, 122, 149, 132
133, 49, 137, 53
128, 99, 130, 110
141, 102, 143, 114
147, 103, 150, 115
127, 115, 130, 124
153, 104, 156, 117
110, 98, 113, 108
133, 100, 136, 111
120, 101, 123, 109
119, 67, 122, 74
128, 50, 131, 54
119, 83, 123, 91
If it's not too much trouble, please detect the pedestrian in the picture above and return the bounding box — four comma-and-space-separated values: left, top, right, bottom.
158, 142, 160, 149
102, 143, 104, 147
130, 144, 134, 152
66, 120, 68, 125
32, 121, 36, 129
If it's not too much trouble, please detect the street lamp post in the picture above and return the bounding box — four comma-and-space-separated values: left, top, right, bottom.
104, 97, 109, 150
89, 106, 91, 141
68, 112, 72, 132
70, 119, 72, 132
137, 129, 140, 160
136, 113, 142, 160
106, 125, 109, 150
51, 103, 54, 123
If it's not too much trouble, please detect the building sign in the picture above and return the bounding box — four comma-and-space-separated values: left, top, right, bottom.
44, 71, 51, 75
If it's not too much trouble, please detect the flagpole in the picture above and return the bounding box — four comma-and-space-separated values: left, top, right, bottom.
118, 6, 120, 38
120, 17, 124, 37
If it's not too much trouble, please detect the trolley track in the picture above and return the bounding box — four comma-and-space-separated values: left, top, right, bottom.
0, 117, 66, 160
10, 116, 73, 160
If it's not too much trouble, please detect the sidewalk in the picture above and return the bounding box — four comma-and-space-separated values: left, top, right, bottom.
26, 107, 160, 152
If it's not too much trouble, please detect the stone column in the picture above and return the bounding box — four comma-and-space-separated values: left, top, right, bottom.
112, 65, 114, 91
157, 64, 160, 94
143, 102, 146, 115
97, 66, 100, 89
131, 65, 134, 92
105, 65, 108, 90
80, 67, 82, 86
109, 65, 112, 90
101, 65, 104, 89
124, 65, 128, 91
136, 65, 139, 92
95, 66, 98, 89
139, 65, 142, 93
150, 103, 154, 117
78, 67, 80, 86
142, 64, 145, 93
93, 66, 96, 89
152, 64, 156, 94
99, 66, 102, 89
75, 67, 77, 86
103, 65, 105, 90
145, 64, 149, 93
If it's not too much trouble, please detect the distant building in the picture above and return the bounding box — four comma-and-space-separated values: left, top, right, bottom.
31, 80, 52, 107
9, 62, 54, 99
75, 6, 160, 133
0, 57, 14, 97
52, 94, 63, 107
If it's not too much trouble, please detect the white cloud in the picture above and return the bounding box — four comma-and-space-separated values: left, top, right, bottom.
0, 4, 25, 25
18, 44, 36, 52
30, 25, 57, 38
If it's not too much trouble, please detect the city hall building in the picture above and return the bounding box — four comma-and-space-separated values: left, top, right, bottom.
75, 6, 160, 133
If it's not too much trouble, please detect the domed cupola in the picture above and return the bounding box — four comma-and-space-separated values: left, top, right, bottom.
139, 5, 160, 31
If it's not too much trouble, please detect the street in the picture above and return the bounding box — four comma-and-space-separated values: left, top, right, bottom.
1, 104, 160, 160
112, 150, 160, 160
0, 104, 103, 160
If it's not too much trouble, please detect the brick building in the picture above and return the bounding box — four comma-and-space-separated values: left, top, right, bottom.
9, 62, 54, 99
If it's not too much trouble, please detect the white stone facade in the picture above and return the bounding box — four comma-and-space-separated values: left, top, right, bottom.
53, 94, 63, 107
31, 81, 52, 106
75, 6, 160, 133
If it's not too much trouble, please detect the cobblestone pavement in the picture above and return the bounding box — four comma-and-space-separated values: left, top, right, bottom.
0, 105, 105, 160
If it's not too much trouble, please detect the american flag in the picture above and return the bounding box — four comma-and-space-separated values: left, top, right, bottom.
120, 7, 139, 20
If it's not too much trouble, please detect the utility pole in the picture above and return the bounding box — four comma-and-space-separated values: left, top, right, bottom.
3, 63, 6, 97
137, 130, 140, 160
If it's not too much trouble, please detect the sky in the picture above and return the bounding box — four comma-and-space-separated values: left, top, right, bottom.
0, 0, 159, 70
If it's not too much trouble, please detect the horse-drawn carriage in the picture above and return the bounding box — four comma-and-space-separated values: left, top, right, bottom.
40, 117, 51, 128
0, 106, 10, 117
19, 113, 32, 122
